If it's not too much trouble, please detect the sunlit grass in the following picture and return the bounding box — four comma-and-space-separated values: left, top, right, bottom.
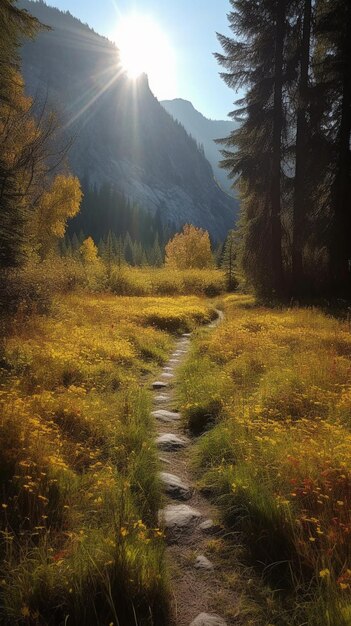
0, 290, 215, 625
179, 295, 351, 625
109, 266, 226, 297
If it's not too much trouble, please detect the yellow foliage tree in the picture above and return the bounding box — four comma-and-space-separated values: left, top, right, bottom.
165, 224, 213, 269
33, 175, 82, 258
80, 237, 98, 264
1, 72, 81, 264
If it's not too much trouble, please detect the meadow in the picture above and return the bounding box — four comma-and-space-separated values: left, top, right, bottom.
0, 280, 217, 625
1, 266, 351, 626
178, 295, 351, 625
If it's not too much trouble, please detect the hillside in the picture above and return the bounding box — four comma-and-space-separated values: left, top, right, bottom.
161, 98, 238, 197
19, 0, 239, 241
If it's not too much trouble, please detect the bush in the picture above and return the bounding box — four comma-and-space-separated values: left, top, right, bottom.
109, 268, 152, 296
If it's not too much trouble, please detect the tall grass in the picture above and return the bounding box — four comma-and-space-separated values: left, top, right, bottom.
109, 267, 226, 297
178, 295, 351, 625
0, 291, 215, 625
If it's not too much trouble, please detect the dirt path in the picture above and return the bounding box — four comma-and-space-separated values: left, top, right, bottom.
151, 312, 240, 626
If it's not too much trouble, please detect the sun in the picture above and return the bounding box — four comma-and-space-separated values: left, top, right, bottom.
115, 14, 176, 97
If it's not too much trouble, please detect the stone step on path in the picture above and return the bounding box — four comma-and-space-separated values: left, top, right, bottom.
152, 409, 181, 423
156, 433, 190, 451
151, 321, 230, 626
153, 394, 169, 403
160, 473, 192, 500
190, 615, 227, 626
152, 380, 169, 390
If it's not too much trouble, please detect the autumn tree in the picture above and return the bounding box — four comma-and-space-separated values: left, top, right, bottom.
165, 224, 213, 269
31, 174, 82, 258
80, 237, 98, 264
0, 1, 81, 271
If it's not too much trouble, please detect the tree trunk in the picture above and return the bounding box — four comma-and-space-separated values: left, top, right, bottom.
292, 0, 312, 296
330, 4, 351, 297
270, 0, 286, 296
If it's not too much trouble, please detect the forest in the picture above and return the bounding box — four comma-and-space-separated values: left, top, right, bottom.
0, 1, 350, 626
217, 0, 350, 299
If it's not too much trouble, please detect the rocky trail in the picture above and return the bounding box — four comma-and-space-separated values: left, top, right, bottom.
151, 311, 240, 626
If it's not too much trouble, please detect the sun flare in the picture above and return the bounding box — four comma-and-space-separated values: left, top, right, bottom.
115, 14, 176, 97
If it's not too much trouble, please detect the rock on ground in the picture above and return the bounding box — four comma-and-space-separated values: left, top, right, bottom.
189, 614, 227, 626
152, 381, 168, 389
160, 472, 191, 500
156, 433, 189, 451
158, 504, 201, 529
152, 409, 181, 423
194, 555, 214, 570
199, 519, 222, 535
153, 394, 169, 403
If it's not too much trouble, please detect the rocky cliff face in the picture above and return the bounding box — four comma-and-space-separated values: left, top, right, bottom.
20, 1, 239, 241
161, 98, 238, 198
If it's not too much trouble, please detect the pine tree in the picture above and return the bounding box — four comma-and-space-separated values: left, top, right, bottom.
291, 0, 313, 295
123, 232, 134, 265
71, 233, 80, 257
317, 0, 351, 295
216, 0, 288, 297
115, 236, 124, 268
103, 230, 115, 279
0, 1, 41, 268
222, 230, 238, 291
148, 234, 163, 267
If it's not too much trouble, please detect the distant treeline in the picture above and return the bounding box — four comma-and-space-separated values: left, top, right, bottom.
67, 182, 178, 263
66, 182, 225, 267
61, 229, 164, 268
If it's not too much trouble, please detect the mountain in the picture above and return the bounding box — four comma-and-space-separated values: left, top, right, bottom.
161, 98, 238, 197
19, 1, 239, 241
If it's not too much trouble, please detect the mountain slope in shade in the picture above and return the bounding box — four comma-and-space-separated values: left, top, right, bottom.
161, 98, 238, 197
19, 1, 239, 241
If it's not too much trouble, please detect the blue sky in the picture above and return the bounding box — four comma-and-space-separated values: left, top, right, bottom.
39, 0, 237, 120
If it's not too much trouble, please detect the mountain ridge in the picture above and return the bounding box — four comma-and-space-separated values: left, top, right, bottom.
161, 98, 238, 197
19, 0, 239, 241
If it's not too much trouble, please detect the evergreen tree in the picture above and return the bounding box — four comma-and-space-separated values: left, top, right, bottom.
64, 235, 73, 257
103, 230, 115, 279
115, 236, 124, 268
0, 1, 41, 268
216, 0, 288, 297
71, 233, 80, 257
123, 232, 134, 265
222, 230, 238, 291
316, 0, 351, 295
148, 233, 163, 267
291, 0, 313, 294
213, 243, 223, 268
218, 0, 351, 299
